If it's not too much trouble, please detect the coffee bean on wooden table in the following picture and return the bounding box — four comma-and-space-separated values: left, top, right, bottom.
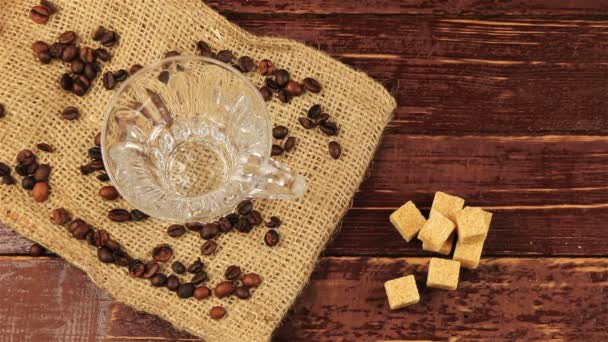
21, 176, 35, 190
103, 71, 116, 90
191, 272, 208, 285
200, 222, 219, 240
108, 208, 130, 222
284, 136, 296, 152
95, 48, 112, 62
128, 260, 145, 278
60, 73, 73, 91
298, 117, 316, 129
166, 275, 180, 291
185, 222, 203, 232
177, 283, 195, 298
265, 216, 282, 228
150, 273, 167, 287
225, 265, 241, 280
235, 286, 251, 300
303, 77, 322, 93
158, 71, 170, 84
32, 182, 50, 202
99, 185, 119, 200
274, 69, 290, 87
36, 143, 54, 153
196, 41, 212, 57
328, 141, 342, 159
30, 5, 50, 24
51, 208, 71, 225
62, 106, 80, 120
194, 286, 211, 300
319, 121, 339, 136
188, 258, 204, 274
171, 261, 186, 274
167, 224, 186, 238
242, 273, 263, 287
210, 306, 226, 320
34, 164, 51, 182
237, 200, 253, 215
235, 216, 252, 233
129, 64, 143, 74
272, 125, 289, 139
98, 247, 114, 263
58, 31, 77, 44
97, 173, 110, 182
130, 209, 149, 221
259, 86, 272, 102
218, 217, 232, 232
61, 45, 78, 62
200, 240, 218, 256
29, 243, 45, 257
216, 50, 234, 63
258, 59, 274, 76
265, 230, 280, 247
143, 261, 160, 278
286, 81, 304, 96
214, 281, 235, 298
247, 210, 263, 226
271, 144, 284, 156
152, 244, 173, 262
237, 56, 256, 72
114, 69, 129, 82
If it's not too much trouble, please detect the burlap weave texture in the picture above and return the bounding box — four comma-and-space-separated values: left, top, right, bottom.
0, 1, 396, 341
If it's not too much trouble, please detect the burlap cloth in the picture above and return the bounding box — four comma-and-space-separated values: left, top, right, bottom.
0, 1, 395, 340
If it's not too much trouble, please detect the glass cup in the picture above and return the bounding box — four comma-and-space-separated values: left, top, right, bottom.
101, 56, 306, 222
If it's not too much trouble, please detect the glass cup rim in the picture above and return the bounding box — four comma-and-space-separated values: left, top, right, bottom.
100, 55, 273, 220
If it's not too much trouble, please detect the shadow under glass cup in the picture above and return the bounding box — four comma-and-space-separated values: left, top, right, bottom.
101, 56, 306, 222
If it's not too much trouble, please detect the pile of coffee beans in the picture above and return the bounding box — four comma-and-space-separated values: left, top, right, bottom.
271, 125, 297, 156
30, 0, 57, 25
299, 104, 342, 159
10, 149, 53, 202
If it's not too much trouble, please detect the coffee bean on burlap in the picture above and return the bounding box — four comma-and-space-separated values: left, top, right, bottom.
130, 209, 149, 221
30, 5, 50, 24
316, 113, 330, 123
187, 258, 204, 274
32, 41, 49, 54
0, 162, 10, 176
200, 240, 218, 256
258, 59, 274, 76
32, 182, 49, 202
319, 121, 339, 136
274, 69, 289, 87
97, 173, 110, 182
298, 117, 316, 129
84, 63, 98, 80
271, 144, 284, 156
143, 261, 160, 278
235, 286, 251, 300
79, 47, 95, 63
224, 265, 241, 280
171, 261, 186, 274
98, 247, 114, 263
158, 70, 170, 84
226, 213, 239, 226
99, 30, 119, 47
94, 132, 101, 146
21, 176, 35, 190
237, 56, 256, 72
235, 216, 252, 233
185, 222, 203, 232
264, 230, 280, 247
194, 286, 211, 300
216, 50, 234, 63
167, 224, 186, 238
150, 273, 167, 287
0, 104, 5, 118
214, 281, 235, 298
95, 48, 111, 62
177, 283, 195, 298
108, 209, 130, 222
307, 104, 322, 119
284, 136, 296, 152
50, 208, 71, 225
266, 78, 281, 93
128, 260, 145, 278
218, 217, 232, 232
103, 71, 116, 90
259, 86, 272, 101
200, 223, 219, 240
237, 200, 253, 215
1, 175, 16, 185
242, 273, 263, 287
92, 229, 109, 248
328, 141, 342, 159
303, 77, 322, 93
89, 159, 104, 171
37, 51, 52, 64
34, 164, 51, 182
40, 0, 57, 14
60, 73, 73, 91
272, 125, 289, 139
49, 43, 64, 59
61, 45, 78, 62
191, 271, 208, 285
210, 306, 226, 320
16, 149, 35, 165
36, 143, 54, 153
99, 186, 119, 200
166, 275, 180, 291
278, 89, 292, 104
58, 31, 77, 44
265, 216, 282, 228
129, 64, 143, 74
114, 69, 129, 82
152, 244, 173, 262
286, 81, 304, 96
247, 210, 263, 226
196, 41, 212, 57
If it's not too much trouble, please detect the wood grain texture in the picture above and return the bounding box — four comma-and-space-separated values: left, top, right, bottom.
1, 257, 606, 341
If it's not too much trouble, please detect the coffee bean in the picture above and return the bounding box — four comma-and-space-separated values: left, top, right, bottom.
214, 281, 235, 298
235, 216, 252, 233
58, 31, 77, 44
264, 229, 280, 247
187, 258, 204, 274
103, 71, 116, 90
36, 143, 54, 153
284, 136, 296, 152
210, 306, 226, 320
298, 117, 316, 129
242, 273, 263, 287
150, 273, 167, 287
226, 213, 239, 226
166, 275, 180, 291
152, 244, 173, 262
259, 86, 272, 102
84, 63, 98, 80
29, 243, 45, 257
224, 265, 241, 280
237, 200, 253, 215
26, 161, 39, 175
61, 106, 80, 120
49, 208, 70, 225
216, 50, 234, 63
218, 217, 232, 232
40, 0, 57, 13
278, 89, 292, 103
316, 113, 330, 123
185, 222, 203, 231
72, 81, 86, 96
114, 69, 128, 82
266, 78, 281, 93
94, 48, 111, 62
200, 240, 218, 256
32, 182, 49, 202
200, 223, 219, 240
61, 45, 78, 62
143, 261, 160, 278
32, 41, 50, 55
177, 283, 195, 298
98, 247, 114, 263
105, 239, 121, 252
130, 64, 143, 74
37, 51, 52, 64
286, 81, 304, 96
319, 120, 339, 136
237, 56, 256, 72
258, 59, 274, 76
21, 176, 35, 190
272, 125, 289, 139
93, 229, 110, 248
49, 43, 64, 58
16, 150, 35, 165
167, 224, 186, 238
235, 286, 251, 300
114, 252, 131, 267
194, 286, 211, 300
271, 144, 284, 156
130, 209, 149, 221
328, 141, 342, 159
171, 261, 186, 274
265, 216, 282, 228
196, 41, 212, 57
93, 26, 106, 41
34, 164, 51, 182
191, 271, 208, 285
69, 60, 84, 75
72, 223, 91, 240
88, 146, 102, 160
30, 5, 50, 24
108, 208, 131, 222
99, 30, 119, 47
75, 75, 90, 92
128, 260, 145, 277
0, 104, 5, 119
93, 132, 101, 146
79, 47, 95, 62
90, 159, 104, 171
60, 73, 73, 91
303, 77, 322, 93
307, 104, 322, 119
67, 218, 85, 234
99, 185, 119, 200
0, 162, 10, 177
97, 173, 110, 182
247, 210, 263, 226
274, 69, 290, 87
158, 70, 170, 84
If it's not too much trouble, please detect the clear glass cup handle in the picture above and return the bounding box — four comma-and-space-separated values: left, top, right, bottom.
244, 156, 306, 199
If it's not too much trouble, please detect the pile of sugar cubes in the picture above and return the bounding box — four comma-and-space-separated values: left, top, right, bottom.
384, 192, 493, 310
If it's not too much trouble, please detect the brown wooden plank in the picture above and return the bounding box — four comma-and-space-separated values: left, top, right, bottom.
1, 257, 606, 341
206, 0, 608, 16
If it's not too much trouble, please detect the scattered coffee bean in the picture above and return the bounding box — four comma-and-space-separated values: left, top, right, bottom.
278, 89, 292, 104
21, 176, 35, 190
196, 41, 212, 57
316, 113, 330, 123
0, 162, 10, 177
70, 59, 85, 75
128, 260, 145, 278
210, 306, 226, 320
259, 86, 272, 101
298, 117, 316, 129
88, 146, 102, 160
143, 261, 160, 278
185, 222, 203, 232
307, 104, 322, 119
38, 51, 52, 64
319, 121, 339, 136
272, 125, 289, 139
164, 50, 180, 59
150, 273, 167, 287
84, 63, 98, 80
214, 281, 235, 298
274, 69, 290, 87
226, 213, 239, 226
51, 207, 71, 225
32, 41, 50, 55
16, 150, 35, 165
0, 104, 4, 118
130, 209, 149, 221
36, 143, 54, 153
271, 144, 284, 156
40, 0, 57, 13
92, 26, 106, 40
30, 5, 50, 24
191, 271, 208, 285
67, 218, 86, 234
235, 286, 251, 300
97, 173, 110, 182
225, 265, 241, 280
49, 43, 64, 58
167, 224, 187, 238
99, 185, 119, 200
152, 244, 173, 262
61, 45, 78, 62
114, 69, 129, 82
60, 73, 73, 91
194, 286, 211, 300
237, 56, 256, 72
103, 71, 116, 90
72, 223, 91, 240
80, 47, 95, 63
99, 30, 119, 47
177, 283, 195, 298
61, 106, 80, 120
242, 273, 263, 287
235, 216, 252, 233
166, 275, 180, 291
94, 132, 101, 146
237, 200, 253, 215
94, 48, 111, 62
89, 159, 104, 171
265, 216, 282, 228
29, 243, 45, 257
200, 240, 218, 256
200, 222, 219, 240
58, 31, 77, 44
93, 229, 110, 248
258, 59, 274, 76
26, 161, 39, 175
247, 210, 263, 226
286, 81, 304, 96
171, 261, 186, 274
32, 182, 50, 202
105, 239, 121, 251
187, 258, 204, 274
303, 77, 322, 93
130, 64, 143, 74
216, 50, 234, 63
328, 141, 342, 159
266, 78, 281, 93
158, 70, 170, 84
284, 136, 296, 152
34, 164, 51, 182
218, 217, 232, 233
97, 247, 114, 263
72, 78, 88, 96
113, 250, 131, 267
108, 208, 131, 222
265, 229, 280, 247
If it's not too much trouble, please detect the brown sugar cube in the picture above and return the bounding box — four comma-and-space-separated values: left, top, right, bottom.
453, 237, 485, 269
418, 210, 455, 252
431, 191, 465, 222
424, 231, 455, 255
456, 206, 493, 244
389, 201, 427, 242
384, 275, 420, 310
426, 258, 460, 290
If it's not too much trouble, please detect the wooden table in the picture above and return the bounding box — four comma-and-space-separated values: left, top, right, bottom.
2, 1, 608, 341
